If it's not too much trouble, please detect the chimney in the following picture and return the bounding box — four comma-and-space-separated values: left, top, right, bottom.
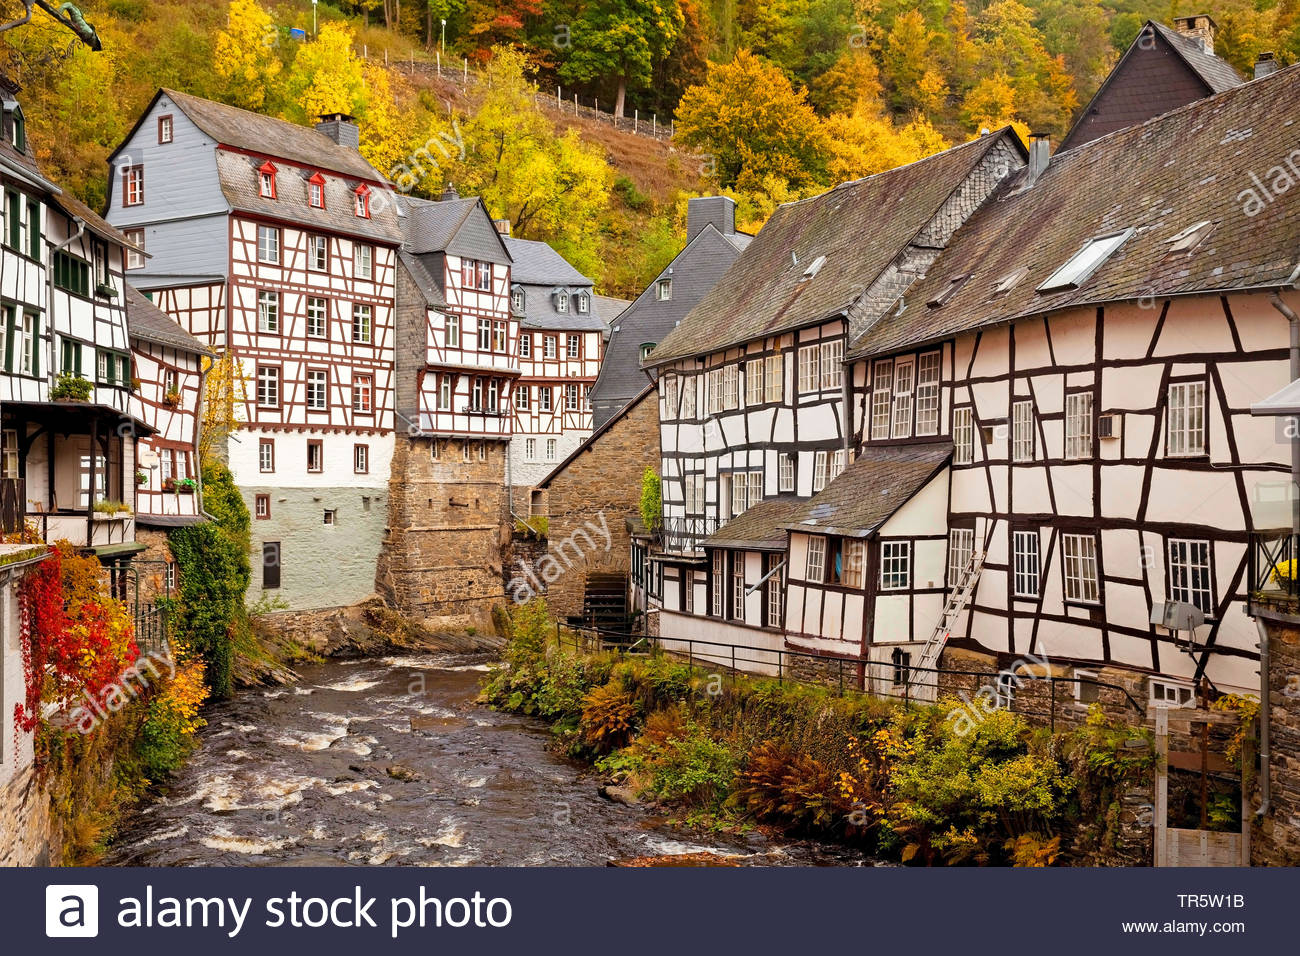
1024, 133, 1051, 189
686, 195, 736, 243
1174, 14, 1217, 55
493, 218, 511, 236
315, 112, 360, 149
1255, 51, 1279, 79
441, 182, 460, 201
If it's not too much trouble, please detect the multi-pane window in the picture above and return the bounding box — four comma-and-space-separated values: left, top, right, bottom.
1013, 530, 1040, 598
746, 358, 764, 406
953, 406, 974, 464
747, 471, 762, 510
60, 338, 81, 376
515, 385, 530, 410
842, 540, 866, 589
309, 180, 324, 208
493, 321, 507, 352
662, 375, 679, 418
461, 258, 476, 286
123, 165, 144, 205
764, 354, 783, 403
891, 359, 914, 438
96, 349, 129, 385
556, 293, 569, 314
567, 334, 580, 358
765, 554, 784, 628
255, 494, 270, 519
306, 296, 328, 338
256, 365, 280, 407
352, 304, 373, 344
686, 474, 705, 514
257, 290, 279, 332
1012, 400, 1035, 462
731, 556, 745, 621
259, 169, 275, 198
722, 364, 739, 410
124, 228, 145, 269
525, 438, 537, 460
819, 340, 843, 390
812, 450, 829, 493
797, 345, 820, 394
779, 453, 795, 492
540, 387, 552, 412
476, 261, 491, 291
1166, 381, 1206, 457
354, 189, 370, 218
870, 360, 893, 440
354, 444, 369, 474
915, 351, 941, 436
306, 369, 328, 409
353, 374, 373, 413
16, 311, 36, 376
354, 244, 373, 279
511, 287, 525, 313
1062, 533, 1100, 603
948, 528, 975, 588
309, 234, 328, 271
477, 318, 492, 351
706, 369, 722, 414
830, 449, 846, 481
259, 439, 274, 472
1065, 392, 1093, 460
565, 383, 579, 410
657, 278, 672, 300
256, 224, 279, 263
519, 333, 531, 358
1168, 538, 1212, 613
438, 376, 452, 410
306, 440, 323, 473
158, 114, 173, 144
712, 551, 725, 616
53, 252, 90, 296
682, 377, 697, 418
731, 473, 748, 517
546, 438, 557, 460
880, 541, 911, 590
806, 536, 826, 583
446, 314, 460, 348
543, 336, 557, 359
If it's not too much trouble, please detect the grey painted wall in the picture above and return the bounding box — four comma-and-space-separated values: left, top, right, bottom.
244, 486, 388, 611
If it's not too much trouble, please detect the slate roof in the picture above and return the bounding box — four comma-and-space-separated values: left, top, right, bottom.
125, 285, 212, 355
1152, 21, 1242, 94
51, 189, 143, 254
850, 63, 1300, 360
782, 442, 952, 538
161, 89, 380, 181
502, 235, 608, 331
588, 223, 749, 427
504, 236, 590, 285
646, 131, 1020, 366
400, 195, 511, 262
215, 150, 403, 244
397, 249, 447, 309
707, 496, 805, 550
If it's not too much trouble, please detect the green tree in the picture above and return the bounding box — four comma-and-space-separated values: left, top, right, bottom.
640, 468, 663, 533
559, 0, 685, 117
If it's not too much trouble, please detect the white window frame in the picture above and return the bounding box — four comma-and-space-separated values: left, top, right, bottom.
797, 345, 820, 394
1012, 399, 1035, 462
765, 554, 784, 628
352, 303, 373, 344
1065, 391, 1093, 460
891, 358, 914, 439
662, 375, 679, 419
953, 406, 973, 464
745, 358, 764, 407
806, 536, 826, 583
1149, 678, 1195, 709
1166, 381, 1206, 457
256, 224, 279, 264
712, 551, 726, 616
870, 359, 893, 440
354, 243, 373, 280
515, 385, 530, 410
1062, 533, 1100, 604
308, 234, 328, 271
657, 278, 672, 300
731, 556, 745, 622
1168, 538, 1213, 615
306, 369, 327, 410
764, 354, 783, 403
812, 450, 829, 493
1012, 530, 1040, 598
915, 351, 941, 436
306, 296, 327, 338
525, 438, 536, 461
778, 453, 795, 492
567, 334, 580, 358
842, 540, 866, 589
353, 374, 373, 413
682, 377, 697, 418
948, 528, 975, 589
1038, 229, 1133, 292
819, 339, 843, 390
880, 541, 911, 591
257, 290, 279, 333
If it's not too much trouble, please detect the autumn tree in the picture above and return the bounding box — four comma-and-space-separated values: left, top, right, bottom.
214, 0, 284, 111
558, 0, 685, 117
675, 50, 828, 190
823, 106, 949, 184
284, 21, 367, 122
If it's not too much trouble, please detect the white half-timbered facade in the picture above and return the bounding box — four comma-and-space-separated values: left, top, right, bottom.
642, 132, 1025, 669
503, 234, 606, 487
106, 90, 403, 610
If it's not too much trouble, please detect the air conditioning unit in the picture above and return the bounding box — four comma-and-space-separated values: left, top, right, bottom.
1097, 413, 1121, 439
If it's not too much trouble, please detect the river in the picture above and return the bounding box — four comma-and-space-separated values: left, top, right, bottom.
106, 653, 864, 866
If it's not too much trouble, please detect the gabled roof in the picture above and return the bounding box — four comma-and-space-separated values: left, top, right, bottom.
783, 442, 952, 538
646, 131, 1022, 366
125, 285, 212, 355
850, 63, 1300, 361
707, 496, 805, 551
504, 236, 590, 286
1059, 20, 1242, 152
50, 189, 142, 253
536, 382, 656, 488
151, 89, 382, 182
397, 249, 447, 309
502, 235, 607, 330
588, 223, 748, 425
400, 194, 511, 263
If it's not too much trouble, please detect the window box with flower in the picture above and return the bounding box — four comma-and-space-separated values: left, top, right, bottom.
51, 373, 93, 402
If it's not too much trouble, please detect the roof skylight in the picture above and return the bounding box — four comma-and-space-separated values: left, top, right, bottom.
1037, 229, 1134, 293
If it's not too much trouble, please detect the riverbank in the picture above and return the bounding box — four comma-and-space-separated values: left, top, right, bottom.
481, 602, 1161, 866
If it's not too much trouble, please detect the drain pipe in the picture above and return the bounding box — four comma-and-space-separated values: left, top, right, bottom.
1257, 292, 1299, 818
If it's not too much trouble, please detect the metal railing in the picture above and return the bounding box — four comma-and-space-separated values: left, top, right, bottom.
556, 623, 1145, 730
659, 516, 719, 554
134, 601, 170, 658
1248, 531, 1299, 610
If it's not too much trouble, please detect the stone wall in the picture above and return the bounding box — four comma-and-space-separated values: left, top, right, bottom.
376, 435, 509, 630
133, 527, 177, 607
1252, 606, 1300, 866
533, 388, 659, 620
0, 766, 53, 866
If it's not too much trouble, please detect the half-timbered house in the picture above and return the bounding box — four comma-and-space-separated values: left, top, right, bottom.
503, 233, 606, 490
105, 91, 402, 611
641, 131, 1027, 666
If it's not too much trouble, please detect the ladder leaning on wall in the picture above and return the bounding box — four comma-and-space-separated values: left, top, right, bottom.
907, 549, 985, 702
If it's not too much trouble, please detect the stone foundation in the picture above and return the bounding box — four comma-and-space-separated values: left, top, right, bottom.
1252, 605, 1300, 865
133, 527, 178, 606
0, 764, 54, 866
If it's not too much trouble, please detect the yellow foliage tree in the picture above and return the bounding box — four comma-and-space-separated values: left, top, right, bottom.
823, 106, 951, 185
199, 351, 246, 465
284, 21, 366, 124
213, 0, 283, 111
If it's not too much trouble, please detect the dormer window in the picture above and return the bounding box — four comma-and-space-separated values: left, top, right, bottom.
308, 172, 326, 209
1038, 229, 1133, 293
258, 161, 277, 199
640, 343, 656, 360
6, 102, 25, 153
511, 286, 525, 313
576, 293, 589, 314
354, 183, 371, 218
657, 278, 672, 300
556, 292, 568, 314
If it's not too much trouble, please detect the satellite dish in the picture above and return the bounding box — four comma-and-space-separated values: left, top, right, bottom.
138, 448, 160, 470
